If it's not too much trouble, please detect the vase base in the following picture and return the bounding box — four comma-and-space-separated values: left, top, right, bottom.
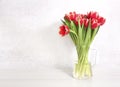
73, 63, 92, 79
73, 73, 92, 79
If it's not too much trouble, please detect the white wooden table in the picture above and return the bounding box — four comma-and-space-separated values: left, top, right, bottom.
0, 65, 120, 87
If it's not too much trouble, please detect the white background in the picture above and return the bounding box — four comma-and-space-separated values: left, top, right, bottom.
0, 0, 120, 87
0, 0, 120, 71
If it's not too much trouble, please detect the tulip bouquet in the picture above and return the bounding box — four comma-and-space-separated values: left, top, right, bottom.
59, 11, 105, 79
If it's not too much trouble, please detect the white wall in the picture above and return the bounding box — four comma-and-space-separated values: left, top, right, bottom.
0, 0, 120, 70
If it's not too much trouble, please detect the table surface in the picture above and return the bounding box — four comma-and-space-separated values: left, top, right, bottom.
0, 65, 120, 87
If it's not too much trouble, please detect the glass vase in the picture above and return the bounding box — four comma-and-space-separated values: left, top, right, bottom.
73, 47, 97, 79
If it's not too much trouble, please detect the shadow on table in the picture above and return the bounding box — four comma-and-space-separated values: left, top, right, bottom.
55, 65, 73, 78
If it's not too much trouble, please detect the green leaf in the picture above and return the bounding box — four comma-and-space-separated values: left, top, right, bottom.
91, 27, 99, 43
64, 19, 70, 27
82, 25, 87, 42
70, 21, 77, 34
69, 33, 77, 46
70, 30, 78, 38
85, 21, 91, 45
61, 19, 66, 25
78, 20, 83, 45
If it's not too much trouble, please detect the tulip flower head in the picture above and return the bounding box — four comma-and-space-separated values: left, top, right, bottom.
59, 25, 70, 36
59, 11, 105, 36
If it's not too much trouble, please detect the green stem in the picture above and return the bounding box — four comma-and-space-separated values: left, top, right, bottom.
74, 45, 92, 79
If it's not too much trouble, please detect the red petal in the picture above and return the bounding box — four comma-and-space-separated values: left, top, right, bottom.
98, 17, 106, 25
59, 25, 70, 36
87, 11, 99, 19
80, 19, 84, 25
64, 14, 70, 21
84, 19, 89, 28
91, 23, 99, 29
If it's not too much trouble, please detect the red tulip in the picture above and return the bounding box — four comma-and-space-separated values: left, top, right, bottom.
63, 11, 105, 31
64, 14, 70, 21
75, 14, 87, 26
98, 17, 106, 26
69, 12, 77, 21
59, 25, 70, 36
84, 19, 89, 28
80, 19, 84, 25
74, 20, 78, 26
91, 19, 99, 29
64, 12, 77, 21
87, 11, 99, 19
77, 14, 85, 19
74, 14, 82, 26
